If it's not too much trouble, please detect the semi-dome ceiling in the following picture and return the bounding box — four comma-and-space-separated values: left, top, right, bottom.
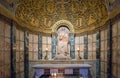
15, 0, 108, 33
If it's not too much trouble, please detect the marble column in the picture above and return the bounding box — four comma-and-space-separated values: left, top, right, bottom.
96, 31, 101, 78
52, 33, 57, 59
38, 35, 42, 59
69, 33, 75, 59
107, 20, 112, 78
10, 21, 16, 78
24, 31, 29, 78
84, 34, 88, 59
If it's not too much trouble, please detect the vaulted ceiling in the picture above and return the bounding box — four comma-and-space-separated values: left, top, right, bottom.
14, 0, 108, 33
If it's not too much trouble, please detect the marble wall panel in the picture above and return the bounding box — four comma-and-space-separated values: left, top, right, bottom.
20, 52, 24, 62
20, 31, 24, 41
29, 34, 33, 43
93, 43, 96, 51
29, 52, 33, 60
88, 52, 93, 59
112, 64, 117, 78
0, 52, 4, 66
118, 21, 120, 36
93, 34, 96, 42
101, 62, 105, 72
16, 62, 20, 73
29, 43, 33, 51
101, 31, 105, 40
100, 52, 105, 61
80, 36, 84, 44
16, 29, 20, 40
48, 37, 51, 44
33, 35, 38, 43
33, 44, 38, 51
112, 38, 117, 51
5, 38, 10, 51
88, 43, 92, 51
34, 53, 38, 60
112, 23, 118, 37
88, 35, 92, 43
47, 45, 51, 52
79, 45, 84, 51
4, 52, 10, 64
92, 52, 96, 59
20, 62, 24, 71
42, 44, 47, 52
101, 41, 105, 51
0, 21, 4, 36
5, 24, 10, 37
16, 52, 20, 62
75, 37, 79, 44
42, 36, 47, 43
112, 51, 117, 63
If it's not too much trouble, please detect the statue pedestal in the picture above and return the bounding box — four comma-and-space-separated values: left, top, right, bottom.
54, 54, 71, 60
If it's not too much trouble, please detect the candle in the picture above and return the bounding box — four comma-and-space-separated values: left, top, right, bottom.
77, 47, 79, 51
53, 73, 56, 76
46, 48, 48, 51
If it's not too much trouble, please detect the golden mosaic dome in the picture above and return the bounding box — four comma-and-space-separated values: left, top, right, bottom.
15, 0, 108, 33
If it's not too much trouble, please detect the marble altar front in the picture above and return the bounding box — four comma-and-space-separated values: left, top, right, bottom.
33, 64, 91, 78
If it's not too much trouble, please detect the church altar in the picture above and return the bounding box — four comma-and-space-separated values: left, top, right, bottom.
32, 63, 91, 78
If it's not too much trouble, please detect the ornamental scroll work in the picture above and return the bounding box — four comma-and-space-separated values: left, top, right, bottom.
15, 0, 108, 33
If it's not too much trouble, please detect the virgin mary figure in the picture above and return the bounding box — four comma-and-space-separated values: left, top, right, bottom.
55, 27, 70, 60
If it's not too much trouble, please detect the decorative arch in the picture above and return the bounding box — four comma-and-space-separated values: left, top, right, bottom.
52, 20, 74, 33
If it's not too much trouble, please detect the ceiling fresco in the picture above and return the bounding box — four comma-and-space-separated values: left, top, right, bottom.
15, 0, 108, 33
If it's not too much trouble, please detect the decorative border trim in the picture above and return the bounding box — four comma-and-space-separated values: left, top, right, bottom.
52, 20, 74, 33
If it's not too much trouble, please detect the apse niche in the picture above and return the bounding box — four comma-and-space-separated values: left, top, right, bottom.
55, 26, 70, 60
